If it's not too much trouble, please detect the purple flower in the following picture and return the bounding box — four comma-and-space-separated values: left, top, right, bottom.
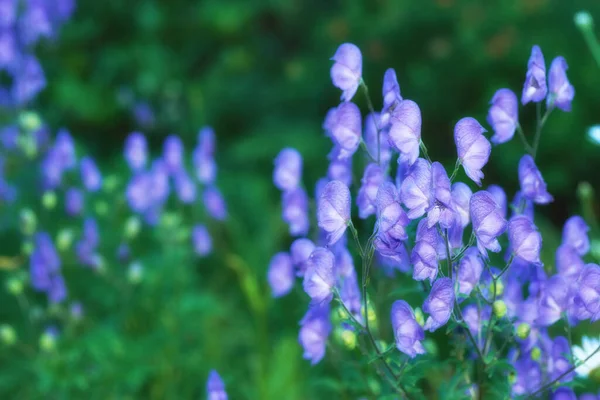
512, 354, 542, 395
327, 102, 362, 158
454, 117, 491, 186
337, 250, 362, 320
124, 132, 147, 171
551, 387, 576, 400
423, 278, 455, 331
273, 148, 303, 191
518, 154, 553, 204
80, 156, 102, 192
30, 232, 61, 293
388, 100, 422, 166
54, 129, 76, 170
376, 182, 409, 241
282, 187, 309, 236
299, 304, 331, 364
0, 0, 16, 27
12, 56, 46, 105
451, 182, 473, 228
192, 224, 212, 256
511, 190, 534, 220
204, 186, 228, 220
487, 184, 507, 219
41, 149, 64, 189
268, 252, 294, 298
291, 238, 316, 277
193, 128, 217, 185
382, 68, 402, 111
48, 274, 67, 303
457, 248, 484, 296
206, 370, 228, 400
364, 112, 392, 166
317, 180, 351, 245
411, 241, 438, 282
174, 170, 197, 204
357, 163, 385, 218
508, 215, 542, 265
537, 275, 569, 326
303, 248, 335, 305
330, 43, 362, 101
400, 158, 431, 219
562, 216, 590, 256
522, 45, 547, 105
548, 56, 574, 112
327, 148, 353, 185
76, 218, 100, 268
163, 135, 184, 173
556, 244, 585, 281
391, 300, 426, 358
463, 304, 489, 338
65, 187, 83, 216
126, 172, 154, 213
427, 162, 455, 229
487, 88, 518, 144
470, 191, 508, 257
571, 264, 600, 321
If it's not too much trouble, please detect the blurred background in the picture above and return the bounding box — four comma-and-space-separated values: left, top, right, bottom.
2, 0, 600, 398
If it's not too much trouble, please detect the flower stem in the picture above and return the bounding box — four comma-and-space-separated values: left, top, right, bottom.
360, 80, 382, 164
532, 103, 553, 160
516, 123, 534, 154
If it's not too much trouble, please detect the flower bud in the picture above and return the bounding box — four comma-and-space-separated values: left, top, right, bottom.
493, 300, 507, 318
516, 323, 531, 339
21, 241, 33, 256
340, 328, 357, 350
94, 201, 109, 216
19, 208, 37, 236
103, 175, 119, 193
578, 182, 594, 202
490, 280, 504, 297
361, 301, 377, 325
42, 191, 57, 210
56, 229, 74, 252
531, 347, 541, 361
39, 330, 57, 352
17, 134, 37, 158
127, 262, 143, 284
414, 307, 425, 327
6, 277, 24, 296
124, 216, 141, 239
575, 11, 593, 30
19, 111, 42, 132
0, 324, 16, 346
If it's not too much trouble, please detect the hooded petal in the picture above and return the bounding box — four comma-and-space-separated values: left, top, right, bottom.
518, 154, 553, 204
317, 180, 351, 245
376, 181, 409, 241
328, 102, 362, 157
382, 68, 402, 110
299, 304, 332, 364
291, 238, 316, 277
423, 278, 455, 331
273, 148, 303, 191
562, 216, 590, 256
548, 56, 574, 112
488, 88, 518, 144
391, 300, 426, 358
522, 45, 547, 104
508, 215, 542, 265
303, 248, 336, 305
357, 163, 385, 219
282, 187, 310, 236
388, 100, 422, 166
470, 191, 508, 257
457, 247, 484, 296
428, 162, 455, 228
454, 117, 490, 186
330, 43, 362, 101
268, 252, 295, 298
400, 158, 431, 219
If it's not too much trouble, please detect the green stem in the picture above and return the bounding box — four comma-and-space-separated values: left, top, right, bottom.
419, 141, 432, 163
361, 80, 381, 164
516, 123, 534, 154
449, 158, 462, 182
532, 104, 553, 160
581, 26, 600, 68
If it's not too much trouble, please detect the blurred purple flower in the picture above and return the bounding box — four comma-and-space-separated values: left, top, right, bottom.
357, 163, 385, 219
391, 300, 426, 358
290, 238, 315, 277
80, 156, 102, 192
518, 154, 553, 204
273, 148, 302, 192
330, 43, 362, 101
488, 88, 518, 144
457, 247, 484, 296
282, 187, 309, 236
206, 370, 228, 400
317, 180, 351, 245
204, 186, 228, 221
192, 224, 212, 256
65, 187, 83, 216
303, 247, 335, 305
423, 277, 454, 331
522, 45, 547, 105
299, 304, 331, 364
162, 135, 183, 173
268, 252, 294, 298
548, 56, 574, 111
124, 132, 148, 171
562, 216, 590, 256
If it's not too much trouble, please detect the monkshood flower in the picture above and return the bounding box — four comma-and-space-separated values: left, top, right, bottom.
573, 336, 600, 377
12, 55, 46, 105
470, 190, 508, 257
327, 102, 362, 159
562, 215, 590, 256
192, 224, 212, 256
54, 129, 76, 170
382, 68, 402, 113
163, 135, 184, 173
512, 353, 542, 395
391, 300, 426, 358
453, 184, 473, 227
357, 163, 385, 218
299, 304, 332, 364
337, 252, 362, 320
571, 264, 600, 321
364, 112, 392, 165
547, 56, 575, 111
330, 43, 362, 102
268, 252, 294, 298
423, 277, 454, 332
124, 132, 147, 171
457, 247, 484, 296
388, 99, 422, 166
41, 149, 64, 189
193, 129, 217, 185
536, 275, 569, 326
29, 232, 60, 292
552, 388, 576, 400
65, 187, 83, 216
411, 240, 438, 282
273, 148, 303, 191
427, 162, 455, 229
204, 186, 228, 221
556, 244, 585, 281
327, 147, 353, 185
400, 158, 431, 219
463, 304, 490, 338
149, 158, 170, 205
511, 190, 534, 220
80, 156, 102, 192
48, 274, 66, 303
206, 370, 228, 400
454, 117, 490, 186
290, 238, 315, 277
508, 215, 542, 265
303, 247, 335, 305
546, 336, 574, 383
378, 244, 411, 275
76, 218, 100, 268
317, 180, 351, 245
126, 172, 154, 214
173, 169, 197, 204
282, 187, 309, 236
518, 154, 553, 204
20, 0, 53, 45
522, 45, 547, 105
487, 88, 518, 144
376, 182, 409, 242
487, 184, 507, 219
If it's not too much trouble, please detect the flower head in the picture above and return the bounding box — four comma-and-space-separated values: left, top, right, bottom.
388, 100, 422, 166
470, 190, 508, 257
80, 156, 102, 192
518, 154, 553, 204
317, 180, 351, 245
357, 163, 385, 219
562, 216, 590, 256
204, 186, 228, 220
299, 304, 332, 364
282, 187, 310, 236
522, 45, 547, 104
192, 224, 212, 256
454, 117, 490, 186
382, 68, 402, 111
400, 158, 431, 219
548, 56, 574, 111
124, 132, 147, 171
571, 264, 600, 321
487, 88, 518, 144
65, 187, 83, 216
391, 300, 426, 358
330, 43, 362, 101
268, 252, 294, 298
273, 148, 303, 192
163, 135, 184, 173
290, 238, 316, 277
376, 182, 409, 241
508, 215, 542, 265
427, 162, 455, 229
327, 102, 362, 158
364, 112, 391, 166
206, 370, 228, 400
458, 248, 484, 296
423, 278, 455, 331
303, 248, 335, 305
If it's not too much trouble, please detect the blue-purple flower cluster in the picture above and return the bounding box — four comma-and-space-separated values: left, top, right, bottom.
268, 42, 593, 397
